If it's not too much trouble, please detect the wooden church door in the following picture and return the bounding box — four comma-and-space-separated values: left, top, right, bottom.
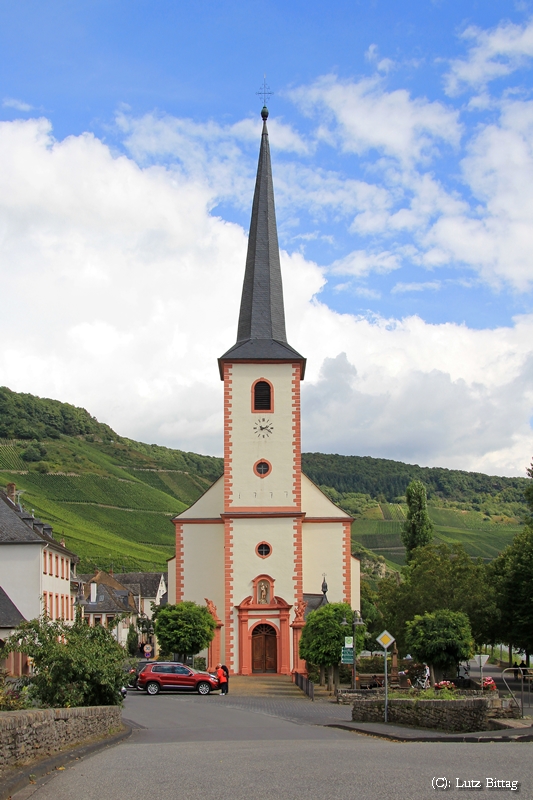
252, 624, 277, 672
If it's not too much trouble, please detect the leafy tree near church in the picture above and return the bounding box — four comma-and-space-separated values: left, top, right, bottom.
377, 542, 497, 652
299, 603, 365, 671
401, 480, 434, 560
405, 609, 474, 679
153, 601, 216, 660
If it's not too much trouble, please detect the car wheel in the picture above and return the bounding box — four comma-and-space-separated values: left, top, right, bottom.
197, 681, 211, 695
146, 681, 160, 696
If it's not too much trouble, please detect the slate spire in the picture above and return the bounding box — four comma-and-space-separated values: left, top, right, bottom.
237, 105, 286, 343
219, 106, 305, 376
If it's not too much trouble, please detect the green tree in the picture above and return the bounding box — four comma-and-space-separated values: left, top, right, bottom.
126, 623, 139, 657
153, 601, 216, 659
1, 613, 126, 707
299, 603, 365, 670
490, 458, 533, 658
378, 542, 497, 652
405, 609, 474, 679
401, 480, 434, 560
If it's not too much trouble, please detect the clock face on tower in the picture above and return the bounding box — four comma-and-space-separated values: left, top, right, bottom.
253, 417, 274, 438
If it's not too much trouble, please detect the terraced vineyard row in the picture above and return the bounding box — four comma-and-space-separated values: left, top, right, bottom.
0, 440, 26, 471
352, 507, 522, 568
2, 472, 186, 513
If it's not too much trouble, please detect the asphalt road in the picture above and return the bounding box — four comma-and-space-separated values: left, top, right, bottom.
13, 691, 533, 800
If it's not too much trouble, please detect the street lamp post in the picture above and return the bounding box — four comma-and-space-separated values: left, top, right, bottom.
343, 610, 365, 691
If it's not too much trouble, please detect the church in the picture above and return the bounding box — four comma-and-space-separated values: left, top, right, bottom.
167, 105, 360, 675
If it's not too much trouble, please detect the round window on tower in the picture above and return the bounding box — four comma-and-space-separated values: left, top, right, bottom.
256, 542, 272, 558
253, 459, 272, 478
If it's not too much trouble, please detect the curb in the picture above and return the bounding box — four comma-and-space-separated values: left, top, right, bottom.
1, 722, 133, 800
325, 723, 533, 743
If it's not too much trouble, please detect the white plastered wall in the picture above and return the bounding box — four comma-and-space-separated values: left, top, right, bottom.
351, 556, 361, 612
0, 544, 41, 620
167, 557, 176, 604
301, 474, 351, 518
302, 523, 345, 603
182, 523, 224, 614
178, 477, 224, 518
231, 517, 296, 606
228, 363, 296, 508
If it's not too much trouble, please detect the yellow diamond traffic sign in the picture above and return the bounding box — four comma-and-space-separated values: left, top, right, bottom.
376, 630, 395, 649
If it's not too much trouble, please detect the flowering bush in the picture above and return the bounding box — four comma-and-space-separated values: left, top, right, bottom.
434, 680, 456, 690
482, 676, 497, 691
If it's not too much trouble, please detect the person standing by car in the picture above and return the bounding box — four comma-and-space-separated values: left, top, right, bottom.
221, 663, 229, 694
216, 663, 228, 695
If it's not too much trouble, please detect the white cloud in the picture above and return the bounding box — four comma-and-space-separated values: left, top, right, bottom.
3, 97, 32, 112
0, 116, 532, 476
445, 18, 533, 96
391, 281, 442, 294
331, 249, 401, 277
420, 98, 533, 289
290, 74, 461, 165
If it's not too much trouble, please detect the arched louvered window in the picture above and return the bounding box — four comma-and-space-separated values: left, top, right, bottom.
253, 380, 272, 411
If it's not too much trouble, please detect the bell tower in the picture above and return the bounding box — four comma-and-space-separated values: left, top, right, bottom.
218, 105, 306, 515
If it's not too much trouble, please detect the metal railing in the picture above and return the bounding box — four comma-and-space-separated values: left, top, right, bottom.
500, 667, 532, 718
294, 671, 314, 701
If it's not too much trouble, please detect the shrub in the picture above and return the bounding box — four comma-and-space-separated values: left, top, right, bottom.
1, 613, 126, 707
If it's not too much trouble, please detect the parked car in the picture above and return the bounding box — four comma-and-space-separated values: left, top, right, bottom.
137, 662, 219, 695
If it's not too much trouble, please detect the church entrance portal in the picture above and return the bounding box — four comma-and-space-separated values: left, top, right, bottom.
252, 624, 277, 672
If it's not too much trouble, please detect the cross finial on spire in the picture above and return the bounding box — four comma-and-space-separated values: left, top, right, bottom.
256, 75, 273, 107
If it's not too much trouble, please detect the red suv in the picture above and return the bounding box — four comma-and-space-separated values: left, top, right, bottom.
137, 662, 219, 695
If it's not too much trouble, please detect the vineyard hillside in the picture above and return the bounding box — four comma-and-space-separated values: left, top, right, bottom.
0, 388, 530, 573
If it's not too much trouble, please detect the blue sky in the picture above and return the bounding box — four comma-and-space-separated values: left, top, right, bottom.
1, 1, 532, 475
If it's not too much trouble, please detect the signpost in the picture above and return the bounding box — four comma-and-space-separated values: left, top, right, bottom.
376, 630, 395, 723
473, 654, 490, 688
341, 647, 354, 664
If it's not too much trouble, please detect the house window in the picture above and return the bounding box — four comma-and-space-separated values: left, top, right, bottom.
253, 380, 272, 411
61, 558, 64, 579
49, 553, 53, 574
61, 595, 65, 619
94, 616, 102, 626
55, 594, 59, 619
43, 552, 47, 574
55, 555, 59, 577
43, 591, 47, 613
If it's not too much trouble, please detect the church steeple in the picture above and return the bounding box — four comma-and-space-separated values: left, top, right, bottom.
237, 105, 286, 344
219, 106, 305, 378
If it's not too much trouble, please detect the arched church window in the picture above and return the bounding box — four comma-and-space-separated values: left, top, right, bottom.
253, 380, 272, 411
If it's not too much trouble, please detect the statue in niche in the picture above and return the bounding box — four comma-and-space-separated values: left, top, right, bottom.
258, 581, 269, 604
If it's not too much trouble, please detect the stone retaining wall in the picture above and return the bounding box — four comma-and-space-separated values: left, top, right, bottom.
0, 706, 122, 769
351, 696, 518, 733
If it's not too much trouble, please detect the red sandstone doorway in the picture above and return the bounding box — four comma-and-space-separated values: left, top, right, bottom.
252, 624, 277, 672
